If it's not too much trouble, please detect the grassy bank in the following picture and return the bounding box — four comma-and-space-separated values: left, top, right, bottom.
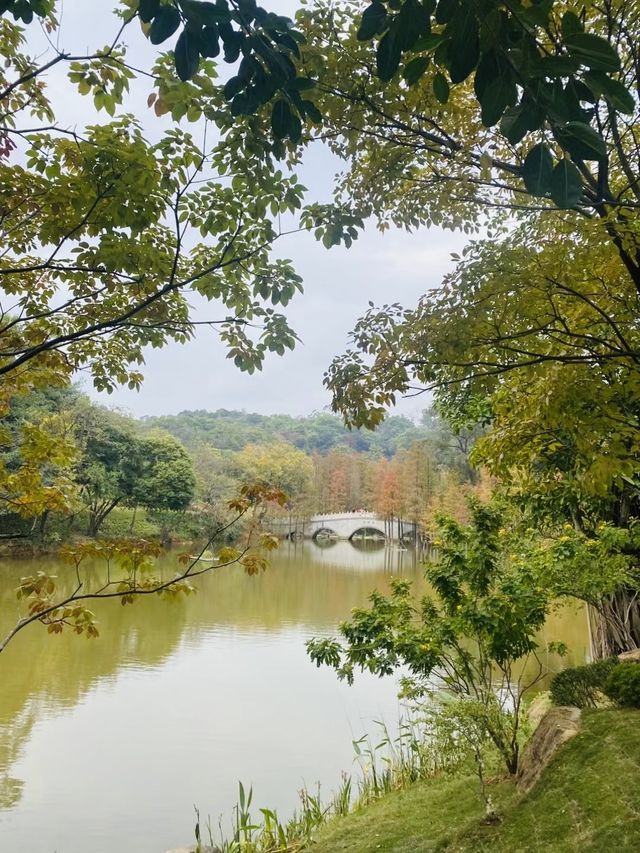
306, 709, 640, 853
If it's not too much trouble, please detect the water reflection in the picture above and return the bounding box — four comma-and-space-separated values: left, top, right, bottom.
0, 541, 589, 853
290, 539, 416, 571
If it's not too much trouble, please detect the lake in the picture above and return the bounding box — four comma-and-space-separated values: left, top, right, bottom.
0, 540, 589, 853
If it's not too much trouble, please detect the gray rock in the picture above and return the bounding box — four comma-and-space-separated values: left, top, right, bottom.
618, 648, 640, 663
526, 691, 552, 729
516, 706, 581, 794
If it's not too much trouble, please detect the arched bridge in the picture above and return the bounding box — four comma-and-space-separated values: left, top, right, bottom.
269, 511, 417, 544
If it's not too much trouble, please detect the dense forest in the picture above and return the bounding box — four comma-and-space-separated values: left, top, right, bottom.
0, 388, 485, 546
144, 408, 433, 456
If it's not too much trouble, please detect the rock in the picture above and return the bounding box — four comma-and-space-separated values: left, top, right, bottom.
516, 706, 581, 794
526, 691, 552, 729
618, 649, 640, 663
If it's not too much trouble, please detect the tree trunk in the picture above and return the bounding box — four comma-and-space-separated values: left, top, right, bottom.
590, 586, 640, 657
87, 512, 100, 537
39, 510, 49, 535
87, 500, 118, 537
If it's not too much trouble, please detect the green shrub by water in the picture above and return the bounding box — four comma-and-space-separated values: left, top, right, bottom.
100, 507, 161, 538
604, 662, 640, 708
549, 657, 619, 708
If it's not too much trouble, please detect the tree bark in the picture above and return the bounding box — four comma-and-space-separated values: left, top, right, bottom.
590, 587, 640, 657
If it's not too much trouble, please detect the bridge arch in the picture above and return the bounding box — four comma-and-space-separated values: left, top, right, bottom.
312, 526, 339, 541
348, 525, 387, 542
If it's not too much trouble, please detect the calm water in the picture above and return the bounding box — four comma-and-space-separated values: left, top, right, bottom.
0, 541, 589, 853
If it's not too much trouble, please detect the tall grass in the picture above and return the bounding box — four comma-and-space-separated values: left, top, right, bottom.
195, 713, 459, 853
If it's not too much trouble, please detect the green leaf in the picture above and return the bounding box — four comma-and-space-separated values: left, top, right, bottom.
292, 78, 316, 92
433, 72, 449, 104
435, 0, 455, 26
222, 31, 242, 63
174, 29, 200, 81
565, 32, 621, 72
571, 80, 597, 104
149, 4, 181, 44
271, 99, 292, 139
529, 55, 581, 77
519, 1, 552, 27
357, 1, 387, 41
522, 143, 553, 196
584, 71, 635, 114
138, 0, 160, 24
403, 55, 430, 86
549, 158, 583, 208
474, 49, 504, 100
500, 107, 525, 145
301, 99, 322, 124
448, 4, 479, 85
395, 0, 429, 51
288, 114, 303, 144
480, 74, 516, 127
411, 34, 447, 54
377, 28, 402, 82
223, 75, 244, 100
561, 11, 583, 39
199, 25, 220, 57
230, 91, 258, 115
557, 121, 607, 161
180, 0, 230, 26
499, 103, 543, 145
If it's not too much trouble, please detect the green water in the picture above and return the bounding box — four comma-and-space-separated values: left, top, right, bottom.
0, 541, 589, 853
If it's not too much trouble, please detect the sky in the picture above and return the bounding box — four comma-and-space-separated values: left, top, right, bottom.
24, 1, 471, 420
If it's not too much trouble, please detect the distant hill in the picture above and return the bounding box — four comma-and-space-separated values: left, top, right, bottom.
142, 409, 430, 457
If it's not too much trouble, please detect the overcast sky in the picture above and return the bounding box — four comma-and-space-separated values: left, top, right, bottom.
27, 1, 470, 420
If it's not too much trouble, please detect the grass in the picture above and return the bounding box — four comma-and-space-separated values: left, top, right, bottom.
305, 709, 640, 853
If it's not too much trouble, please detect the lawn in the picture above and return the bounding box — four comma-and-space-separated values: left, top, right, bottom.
306, 709, 640, 853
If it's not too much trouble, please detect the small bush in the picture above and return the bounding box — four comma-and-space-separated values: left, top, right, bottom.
603, 662, 640, 708
550, 658, 620, 708
100, 507, 160, 539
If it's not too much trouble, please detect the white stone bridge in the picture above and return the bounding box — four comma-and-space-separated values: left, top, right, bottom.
269, 511, 417, 544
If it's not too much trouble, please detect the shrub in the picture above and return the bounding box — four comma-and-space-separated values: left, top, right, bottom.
603, 662, 640, 708
550, 658, 620, 708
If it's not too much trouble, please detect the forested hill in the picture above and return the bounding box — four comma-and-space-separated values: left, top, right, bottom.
142, 410, 431, 457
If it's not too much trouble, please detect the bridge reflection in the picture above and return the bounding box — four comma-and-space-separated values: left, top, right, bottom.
289, 538, 418, 572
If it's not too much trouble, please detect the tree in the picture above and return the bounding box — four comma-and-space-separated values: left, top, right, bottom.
74, 405, 198, 536
133, 432, 196, 513
234, 440, 314, 504
132, 431, 197, 541
75, 405, 144, 536
0, 2, 365, 408
0, 381, 78, 535
421, 408, 483, 484
325, 218, 640, 652
307, 501, 550, 777
299, 0, 639, 288
326, 217, 639, 424
2, 0, 323, 145
396, 441, 435, 526
327, 461, 349, 511
373, 456, 402, 521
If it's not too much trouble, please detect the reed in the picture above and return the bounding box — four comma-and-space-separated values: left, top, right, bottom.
197, 712, 456, 852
